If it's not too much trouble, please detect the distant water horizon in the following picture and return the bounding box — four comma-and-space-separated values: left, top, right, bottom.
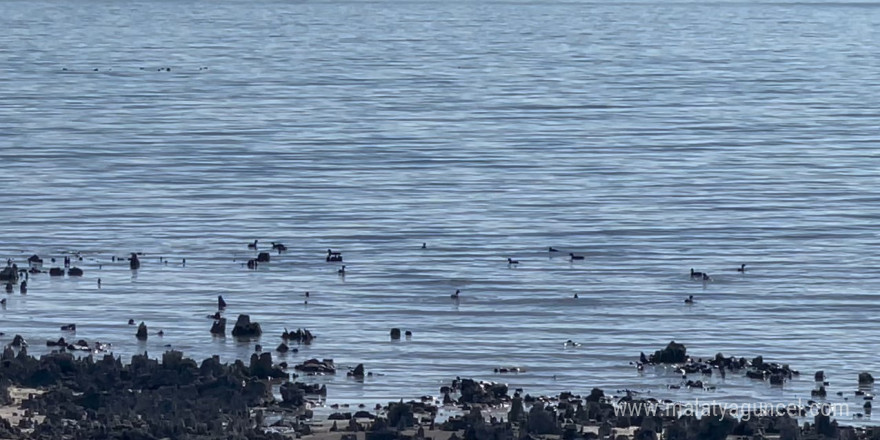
1, 0, 878, 425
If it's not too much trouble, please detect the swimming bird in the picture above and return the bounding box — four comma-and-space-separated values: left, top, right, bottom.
569, 253, 584, 261
690, 268, 707, 280
272, 242, 287, 252
338, 265, 346, 275
451, 289, 460, 299
218, 295, 227, 309
507, 258, 519, 266
422, 243, 427, 249
573, 293, 579, 299
326, 249, 343, 262
737, 264, 746, 272
248, 240, 258, 249
548, 247, 559, 252
684, 295, 694, 304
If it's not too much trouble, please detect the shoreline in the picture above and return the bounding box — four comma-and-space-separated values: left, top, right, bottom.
0, 343, 877, 440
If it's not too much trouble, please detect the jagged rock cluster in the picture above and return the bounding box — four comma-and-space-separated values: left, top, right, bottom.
0, 348, 308, 439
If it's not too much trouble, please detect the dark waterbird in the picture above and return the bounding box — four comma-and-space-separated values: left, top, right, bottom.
684, 295, 694, 304
507, 258, 519, 266
548, 247, 559, 252
737, 264, 747, 272
248, 240, 258, 249
690, 268, 710, 280
569, 253, 584, 261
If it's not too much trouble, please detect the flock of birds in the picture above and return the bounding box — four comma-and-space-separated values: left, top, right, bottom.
236, 242, 749, 305
2, 241, 750, 312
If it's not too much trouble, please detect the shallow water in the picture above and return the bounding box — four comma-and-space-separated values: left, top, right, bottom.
1, 0, 879, 424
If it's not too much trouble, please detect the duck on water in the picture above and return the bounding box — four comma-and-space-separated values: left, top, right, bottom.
690, 268, 711, 281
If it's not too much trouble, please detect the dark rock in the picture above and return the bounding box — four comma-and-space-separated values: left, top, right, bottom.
348, 363, 365, 378
390, 328, 401, 340
527, 402, 559, 435
210, 318, 226, 336
354, 411, 374, 419
859, 372, 875, 385
696, 406, 737, 440
279, 382, 307, 407
136, 322, 148, 340
294, 358, 336, 374
586, 387, 605, 403
281, 328, 315, 344
257, 252, 271, 263
67, 267, 83, 276
650, 341, 687, 363
508, 394, 525, 421
231, 314, 262, 338
1, 267, 20, 283
249, 352, 286, 379
329, 412, 352, 420
814, 412, 837, 438
387, 401, 415, 429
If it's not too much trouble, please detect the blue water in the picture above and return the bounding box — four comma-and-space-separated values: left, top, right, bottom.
1, 0, 878, 423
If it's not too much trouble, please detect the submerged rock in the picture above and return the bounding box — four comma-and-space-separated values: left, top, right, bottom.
231, 314, 262, 338
348, 363, 365, 378
136, 322, 148, 340
210, 318, 226, 336
294, 358, 336, 374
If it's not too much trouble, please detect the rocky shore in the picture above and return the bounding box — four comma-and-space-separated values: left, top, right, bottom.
1, 341, 879, 440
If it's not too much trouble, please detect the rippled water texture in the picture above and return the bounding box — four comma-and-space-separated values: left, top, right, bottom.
1, 0, 879, 422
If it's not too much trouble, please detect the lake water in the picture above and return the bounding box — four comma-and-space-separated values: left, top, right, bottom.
1, 0, 879, 423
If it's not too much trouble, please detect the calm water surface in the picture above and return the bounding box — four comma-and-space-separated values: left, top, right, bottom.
1, 0, 879, 422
